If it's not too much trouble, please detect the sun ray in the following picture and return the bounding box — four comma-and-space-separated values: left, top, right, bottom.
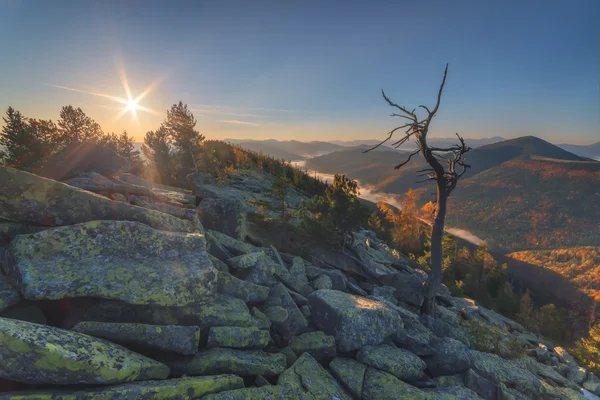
44, 84, 128, 105
46, 63, 164, 123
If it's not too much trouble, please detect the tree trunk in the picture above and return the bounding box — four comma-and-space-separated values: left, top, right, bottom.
421, 180, 447, 315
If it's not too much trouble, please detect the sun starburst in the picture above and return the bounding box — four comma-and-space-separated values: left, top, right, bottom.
45, 62, 163, 124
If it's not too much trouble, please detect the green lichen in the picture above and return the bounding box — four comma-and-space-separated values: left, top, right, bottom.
362, 367, 429, 400
308, 289, 403, 352
166, 348, 286, 377
207, 326, 270, 349
202, 385, 314, 400
5, 375, 244, 399
329, 357, 367, 399
277, 353, 352, 400
3, 220, 216, 307
289, 331, 336, 358
0, 166, 196, 232
357, 344, 426, 381
0, 317, 169, 385
72, 322, 201, 355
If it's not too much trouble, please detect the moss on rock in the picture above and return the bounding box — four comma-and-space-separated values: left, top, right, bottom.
166, 348, 286, 377
0, 317, 169, 385
289, 331, 336, 359
278, 353, 352, 400
308, 289, 403, 352
0, 166, 195, 232
357, 344, 426, 381
72, 322, 201, 355
2, 221, 216, 307
217, 271, 270, 305
362, 367, 429, 400
207, 327, 270, 349
329, 357, 367, 399
4, 375, 244, 399
201, 384, 315, 400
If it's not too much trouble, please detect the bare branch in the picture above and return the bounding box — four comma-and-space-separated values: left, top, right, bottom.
430, 64, 449, 117
363, 123, 413, 153
394, 149, 420, 170
381, 90, 417, 119
418, 105, 431, 114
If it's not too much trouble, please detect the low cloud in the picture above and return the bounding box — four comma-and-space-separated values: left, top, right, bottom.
218, 120, 261, 127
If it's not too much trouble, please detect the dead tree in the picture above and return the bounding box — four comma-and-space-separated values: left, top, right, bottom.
365, 64, 471, 315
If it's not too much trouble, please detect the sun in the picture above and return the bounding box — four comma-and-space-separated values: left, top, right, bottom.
125, 98, 139, 113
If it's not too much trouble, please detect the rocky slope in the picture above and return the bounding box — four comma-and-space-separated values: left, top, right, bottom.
0, 144, 599, 399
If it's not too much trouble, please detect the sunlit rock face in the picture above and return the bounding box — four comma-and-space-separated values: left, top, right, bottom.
308, 289, 403, 352
0, 166, 197, 232
2, 220, 217, 307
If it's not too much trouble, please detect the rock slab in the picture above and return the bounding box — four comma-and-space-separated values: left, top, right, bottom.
2, 220, 217, 307
0, 317, 169, 385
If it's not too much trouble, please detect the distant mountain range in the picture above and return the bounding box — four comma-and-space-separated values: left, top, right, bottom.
225, 137, 600, 161
305, 136, 600, 252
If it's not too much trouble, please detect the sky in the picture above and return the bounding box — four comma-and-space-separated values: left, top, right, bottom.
0, 0, 598, 144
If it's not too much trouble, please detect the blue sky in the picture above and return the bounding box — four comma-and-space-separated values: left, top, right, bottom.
0, 0, 598, 144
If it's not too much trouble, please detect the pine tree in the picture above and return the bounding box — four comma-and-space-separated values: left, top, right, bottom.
57, 105, 103, 145
0, 107, 55, 170
162, 101, 204, 178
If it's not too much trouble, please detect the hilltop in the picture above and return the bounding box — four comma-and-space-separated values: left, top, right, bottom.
1, 141, 599, 398
305, 136, 600, 252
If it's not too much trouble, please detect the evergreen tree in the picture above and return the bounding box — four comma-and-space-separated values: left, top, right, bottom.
57, 105, 103, 145
143, 127, 175, 185
0, 107, 55, 170
162, 101, 204, 178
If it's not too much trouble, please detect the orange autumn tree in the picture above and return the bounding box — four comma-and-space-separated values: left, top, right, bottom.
377, 189, 423, 253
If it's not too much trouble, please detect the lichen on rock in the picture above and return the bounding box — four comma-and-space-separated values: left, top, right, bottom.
0, 317, 169, 385
2, 220, 217, 307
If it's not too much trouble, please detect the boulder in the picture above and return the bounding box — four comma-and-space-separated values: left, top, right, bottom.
308, 289, 403, 352
329, 357, 368, 399
289, 331, 336, 359
251, 307, 272, 330
227, 251, 267, 269
80, 295, 257, 329
470, 350, 542, 398
0, 273, 19, 313
0, 317, 169, 384
278, 353, 352, 400
40, 142, 129, 180
1, 375, 245, 399
198, 197, 248, 240
2, 221, 217, 307
464, 368, 497, 400
202, 384, 315, 400
207, 229, 258, 255
0, 166, 196, 232
64, 172, 169, 203
357, 344, 426, 381
584, 373, 600, 395
378, 272, 425, 307
71, 321, 200, 355
290, 257, 309, 283
423, 337, 474, 377
217, 271, 270, 304
362, 367, 429, 400
305, 266, 347, 291
166, 348, 286, 377
312, 275, 333, 290
566, 366, 588, 384
425, 385, 481, 400
207, 326, 270, 349
260, 283, 307, 342
187, 171, 218, 187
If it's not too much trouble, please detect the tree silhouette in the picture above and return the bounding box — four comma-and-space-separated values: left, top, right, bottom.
366, 64, 471, 314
